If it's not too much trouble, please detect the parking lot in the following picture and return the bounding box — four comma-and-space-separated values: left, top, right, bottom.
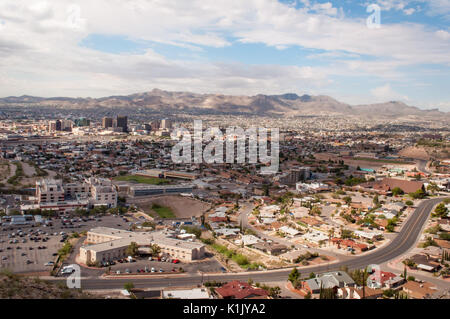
1, 212, 225, 276
0, 213, 140, 274
61, 253, 225, 278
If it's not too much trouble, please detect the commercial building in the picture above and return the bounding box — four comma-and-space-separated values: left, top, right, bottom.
79, 227, 205, 264
102, 117, 114, 129
129, 184, 194, 197
33, 178, 117, 212
161, 119, 172, 130
135, 169, 198, 180
116, 116, 128, 132
277, 167, 311, 185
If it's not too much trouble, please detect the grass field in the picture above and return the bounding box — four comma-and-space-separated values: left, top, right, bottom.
114, 175, 169, 185
151, 204, 176, 218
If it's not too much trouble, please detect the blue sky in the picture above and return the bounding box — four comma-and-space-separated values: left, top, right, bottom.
0, 0, 449, 111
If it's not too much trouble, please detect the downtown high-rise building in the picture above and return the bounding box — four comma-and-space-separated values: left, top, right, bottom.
161, 119, 172, 130
102, 117, 114, 129
116, 116, 128, 132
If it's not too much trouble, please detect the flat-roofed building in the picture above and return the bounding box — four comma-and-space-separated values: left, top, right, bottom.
79, 227, 205, 264
34, 178, 117, 212
129, 184, 193, 197
36, 179, 65, 204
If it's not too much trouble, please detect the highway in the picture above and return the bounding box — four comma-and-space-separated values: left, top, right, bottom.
62, 197, 445, 290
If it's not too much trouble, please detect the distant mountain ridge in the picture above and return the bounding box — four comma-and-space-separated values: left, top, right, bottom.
0, 89, 447, 119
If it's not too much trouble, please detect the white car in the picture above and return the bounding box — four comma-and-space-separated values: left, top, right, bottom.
44, 261, 55, 266
151, 267, 156, 273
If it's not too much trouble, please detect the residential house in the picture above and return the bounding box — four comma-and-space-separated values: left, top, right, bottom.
215, 281, 269, 299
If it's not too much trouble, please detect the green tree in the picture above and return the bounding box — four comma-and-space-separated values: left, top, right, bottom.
268, 286, 281, 299
343, 196, 352, 205
392, 187, 404, 196
409, 189, 426, 199
125, 242, 139, 257
434, 203, 448, 218
124, 282, 134, 292
149, 243, 161, 256
373, 195, 379, 205
288, 268, 300, 286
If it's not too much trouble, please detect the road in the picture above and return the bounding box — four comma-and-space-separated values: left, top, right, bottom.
55, 197, 446, 290
416, 159, 431, 174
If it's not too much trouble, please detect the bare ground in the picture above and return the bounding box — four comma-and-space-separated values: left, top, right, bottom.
133, 195, 211, 218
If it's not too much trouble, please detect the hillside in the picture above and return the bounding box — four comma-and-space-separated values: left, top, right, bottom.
0, 89, 447, 119
0, 270, 92, 299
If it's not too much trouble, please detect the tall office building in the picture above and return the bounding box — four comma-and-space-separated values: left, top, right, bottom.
49, 120, 63, 132
102, 117, 113, 129
150, 120, 160, 131
161, 119, 172, 130
116, 116, 128, 132
60, 120, 73, 132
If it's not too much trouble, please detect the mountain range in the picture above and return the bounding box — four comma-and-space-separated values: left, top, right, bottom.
0, 89, 447, 119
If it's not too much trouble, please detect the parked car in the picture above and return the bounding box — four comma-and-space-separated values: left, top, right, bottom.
44, 261, 55, 266
151, 267, 156, 273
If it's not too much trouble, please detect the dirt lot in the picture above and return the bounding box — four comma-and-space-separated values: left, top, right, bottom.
398, 146, 431, 160
133, 195, 211, 219
314, 152, 415, 170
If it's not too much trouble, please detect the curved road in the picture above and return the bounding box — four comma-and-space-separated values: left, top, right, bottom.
64, 198, 446, 290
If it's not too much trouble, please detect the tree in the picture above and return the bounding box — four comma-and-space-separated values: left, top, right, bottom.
304, 291, 312, 299
124, 282, 134, 292
392, 187, 404, 196
149, 243, 161, 256
309, 206, 322, 216
343, 196, 352, 205
405, 200, 414, 206
373, 195, 379, 205
341, 229, 354, 239
409, 189, 426, 200
288, 268, 300, 287
434, 203, 448, 218
319, 285, 336, 299
268, 286, 281, 299
125, 242, 139, 257
427, 183, 439, 194
383, 289, 395, 298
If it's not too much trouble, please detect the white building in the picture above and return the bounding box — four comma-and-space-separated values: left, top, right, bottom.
34, 178, 117, 212
79, 227, 205, 264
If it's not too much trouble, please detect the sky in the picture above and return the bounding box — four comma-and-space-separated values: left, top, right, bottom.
0, 0, 449, 111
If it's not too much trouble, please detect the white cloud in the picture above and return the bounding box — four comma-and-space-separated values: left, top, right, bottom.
403, 7, 416, 15
370, 84, 409, 102
0, 0, 447, 110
